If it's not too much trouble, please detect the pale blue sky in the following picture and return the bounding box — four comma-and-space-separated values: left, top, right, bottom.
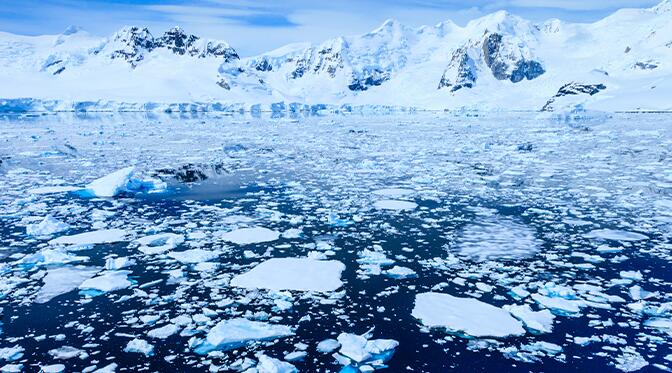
0, 0, 661, 55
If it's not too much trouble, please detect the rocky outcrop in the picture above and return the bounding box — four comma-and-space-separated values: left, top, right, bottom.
348, 68, 390, 91
482, 33, 544, 83
541, 82, 607, 111
438, 48, 477, 92
108, 26, 238, 67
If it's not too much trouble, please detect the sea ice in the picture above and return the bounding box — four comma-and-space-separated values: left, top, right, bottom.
27, 186, 81, 195
194, 318, 293, 354
372, 188, 414, 197
231, 258, 345, 292
504, 304, 555, 334
333, 330, 399, 370
317, 339, 340, 353
219, 227, 280, 245
124, 338, 154, 356
531, 294, 584, 315
384, 266, 417, 279
412, 292, 525, 338
26, 216, 70, 237
167, 249, 219, 264
373, 200, 418, 211
584, 229, 648, 242
35, 266, 99, 303
78, 270, 132, 294
135, 233, 185, 255
147, 324, 179, 339
255, 354, 298, 373
49, 229, 128, 246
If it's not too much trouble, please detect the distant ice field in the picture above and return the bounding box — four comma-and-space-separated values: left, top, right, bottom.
0, 112, 671, 372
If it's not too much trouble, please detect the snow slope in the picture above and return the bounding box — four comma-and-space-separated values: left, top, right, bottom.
1, 1, 671, 112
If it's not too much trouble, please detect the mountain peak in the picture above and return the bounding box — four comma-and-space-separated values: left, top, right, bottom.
652, 0, 672, 13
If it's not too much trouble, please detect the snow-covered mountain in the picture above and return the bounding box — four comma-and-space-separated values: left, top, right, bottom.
1, 0, 671, 112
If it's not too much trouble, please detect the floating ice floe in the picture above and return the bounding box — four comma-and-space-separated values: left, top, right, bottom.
455, 217, 540, 261
39, 364, 66, 373
531, 294, 585, 316
124, 338, 154, 356
167, 249, 219, 264
49, 229, 129, 246
147, 324, 179, 339
317, 339, 340, 353
255, 354, 298, 373
373, 200, 418, 211
35, 266, 99, 303
412, 292, 525, 338
26, 216, 70, 237
80, 167, 135, 198
105, 256, 135, 270
78, 270, 133, 295
503, 304, 555, 334
21, 248, 88, 267
231, 257, 345, 292
333, 329, 399, 370
193, 318, 293, 354
219, 227, 280, 245
384, 266, 417, 279
0, 346, 23, 361
584, 229, 648, 242
135, 233, 185, 255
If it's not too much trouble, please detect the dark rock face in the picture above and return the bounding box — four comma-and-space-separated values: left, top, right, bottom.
110, 26, 155, 67
313, 47, 344, 78
482, 32, 545, 83
541, 82, 607, 111
348, 68, 390, 91
438, 48, 476, 92
109, 26, 239, 67
633, 61, 658, 70
254, 58, 273, 72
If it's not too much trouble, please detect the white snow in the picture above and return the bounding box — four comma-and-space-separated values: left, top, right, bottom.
373, 200, 418, 211
26, 216, 70, 237
412, 292, 525, 338
196, 318, 293, 353
231, 258, 345, 292
49, 229, 128, 246
81, 167, 135, 198
218, 227, 280, 245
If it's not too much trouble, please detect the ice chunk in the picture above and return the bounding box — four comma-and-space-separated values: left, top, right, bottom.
147, 324, 179, 339
26, 216, 70, 237
373, 200, 418, 211
384, 266, 417, 279
78, 270, 132, 295
124, 338, 154, 356
49, 229, 128, 246
81, 167, 135, 198
531, 294, 584, 316
35, 266, 99, 303
231, 258, 345, 292
334, 331, 399, 369
135, 233, 184, 255
167, 249, 218, 264
219, 227, 280, 245
40, 364, 66, 373
105, 257, 135, 270
584, 229, 648, 242
256, 354, 297, 373
1, 364, 22, 372
194, 318, 293, 354
317, 339, 340, 353
455, 217, 540, 261
620, 270, 643, 281
412, 292, 525, 338
503, 304, 555, 334
0, 346, 23, 361
48, 346, 86, 359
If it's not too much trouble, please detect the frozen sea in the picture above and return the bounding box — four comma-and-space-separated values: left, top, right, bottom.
1, 111, 672, 372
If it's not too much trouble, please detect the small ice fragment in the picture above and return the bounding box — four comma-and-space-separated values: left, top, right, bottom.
26, 216, 70, 237
78, 270, 132, 294
231, 258, 345, 292
373, 200, 418, 211
194, 318, 293, 354
147, 324, 179, 339
317, 339, 340, 353
584, 229, 648, 242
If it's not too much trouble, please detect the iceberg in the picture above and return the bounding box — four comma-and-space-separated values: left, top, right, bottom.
124, 338, 154, 356
256, 354, 298, 373
231, 257, 345, 292
78, 270, 133, 295
26, 216, 70, 237
80, 167, 135, 198
412, 292, 525, 338
35, 266, 99, 303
